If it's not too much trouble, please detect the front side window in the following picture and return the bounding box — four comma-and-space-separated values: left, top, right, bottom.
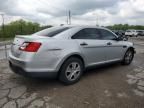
99, 29, 117, 40
72, 28, 101, 39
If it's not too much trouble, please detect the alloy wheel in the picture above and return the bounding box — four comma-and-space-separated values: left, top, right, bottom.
65, 62, 81, 81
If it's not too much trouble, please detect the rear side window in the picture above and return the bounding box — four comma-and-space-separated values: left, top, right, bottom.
99, 29, 116, 40
33, 27, 70, 37
72, 28, 101, 39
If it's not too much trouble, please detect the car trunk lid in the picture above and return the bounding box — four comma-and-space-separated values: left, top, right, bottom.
11, 35, 50, 58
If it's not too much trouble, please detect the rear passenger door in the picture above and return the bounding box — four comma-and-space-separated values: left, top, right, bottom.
72, 28, 106, 66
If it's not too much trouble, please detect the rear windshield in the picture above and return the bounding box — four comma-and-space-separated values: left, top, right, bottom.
33, 27, 70, 37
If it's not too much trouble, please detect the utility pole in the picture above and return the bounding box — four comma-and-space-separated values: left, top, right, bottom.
0, 14, 4, 37
20, 21, 23, 35
93, 13, 99, 26
96, 15, 99, 27
68, 10, 71, 25
0, 13, 7, 59
66, 13, 68, 25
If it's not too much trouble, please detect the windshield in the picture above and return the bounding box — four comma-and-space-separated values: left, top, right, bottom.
32, 27, 70, 37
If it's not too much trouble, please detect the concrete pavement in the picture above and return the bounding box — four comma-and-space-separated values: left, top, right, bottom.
0, 37, 144, 108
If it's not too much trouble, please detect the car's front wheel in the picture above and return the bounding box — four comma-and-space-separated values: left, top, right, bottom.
59, 57, 84, 85
122, 49, 134, 65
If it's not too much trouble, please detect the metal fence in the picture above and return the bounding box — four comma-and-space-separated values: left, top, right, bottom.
0, 40, 12, 60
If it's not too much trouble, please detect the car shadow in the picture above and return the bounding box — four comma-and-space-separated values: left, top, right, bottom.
8, 62, 125, 92
84, 62, 122, 75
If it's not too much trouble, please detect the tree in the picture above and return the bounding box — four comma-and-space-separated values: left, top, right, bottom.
0, 19, 52, 39
106, 24, 144, 30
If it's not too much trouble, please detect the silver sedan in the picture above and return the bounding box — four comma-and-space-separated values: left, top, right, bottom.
9, 26, 135, 85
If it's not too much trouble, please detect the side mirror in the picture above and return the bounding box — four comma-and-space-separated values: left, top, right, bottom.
116, 36, 128, 41
123, 37, 128, 41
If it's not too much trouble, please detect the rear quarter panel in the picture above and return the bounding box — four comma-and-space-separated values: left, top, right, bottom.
32, 39, 85, 71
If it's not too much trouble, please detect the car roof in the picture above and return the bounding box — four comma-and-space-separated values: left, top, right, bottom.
59, 25, 107, 29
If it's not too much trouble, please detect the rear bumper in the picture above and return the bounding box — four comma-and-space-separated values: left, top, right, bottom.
9, 61, 58, 78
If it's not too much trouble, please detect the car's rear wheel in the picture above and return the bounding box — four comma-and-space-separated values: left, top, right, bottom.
59, 57, 84, 85
122, 49, 134, 65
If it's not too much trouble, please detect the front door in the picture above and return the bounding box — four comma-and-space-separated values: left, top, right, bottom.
71, 28, 106, 66
99, 29, 125, 61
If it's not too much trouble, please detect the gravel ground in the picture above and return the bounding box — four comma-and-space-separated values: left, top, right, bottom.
0, 38, 144, 108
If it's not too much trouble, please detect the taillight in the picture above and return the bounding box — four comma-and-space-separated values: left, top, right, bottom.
19, 42, 41, 52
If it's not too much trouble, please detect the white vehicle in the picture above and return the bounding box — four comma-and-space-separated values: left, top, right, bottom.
125, 30, 138, 37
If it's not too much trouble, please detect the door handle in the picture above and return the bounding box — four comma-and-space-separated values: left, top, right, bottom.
123, 45, 127, 48
107, 42, 112, 45
80, 42, 88, 46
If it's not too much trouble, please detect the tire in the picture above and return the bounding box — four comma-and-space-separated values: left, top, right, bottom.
59, 57, 84, 85
122, 49, 134, 65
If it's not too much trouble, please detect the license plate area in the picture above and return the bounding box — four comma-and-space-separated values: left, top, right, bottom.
11, 44, 22, 57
